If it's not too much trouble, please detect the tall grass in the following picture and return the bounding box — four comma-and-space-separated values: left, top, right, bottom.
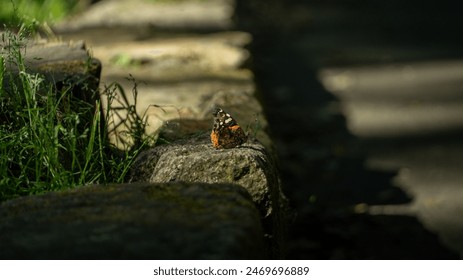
0, 28, 151, 201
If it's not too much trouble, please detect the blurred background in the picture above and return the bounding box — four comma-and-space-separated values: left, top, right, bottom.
2, 0, 463, 259
234, 0, 463, 259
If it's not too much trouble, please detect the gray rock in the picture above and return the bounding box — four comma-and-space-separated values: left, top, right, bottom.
0, 182, 266, 259
130, 134, 288, 257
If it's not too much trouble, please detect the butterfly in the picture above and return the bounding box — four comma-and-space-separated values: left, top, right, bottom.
210, 108, 248, 149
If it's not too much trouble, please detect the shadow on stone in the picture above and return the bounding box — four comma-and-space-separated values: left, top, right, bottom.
234, 0, 460, 259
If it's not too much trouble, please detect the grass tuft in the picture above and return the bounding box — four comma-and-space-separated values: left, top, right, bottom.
0, 28, 153, 202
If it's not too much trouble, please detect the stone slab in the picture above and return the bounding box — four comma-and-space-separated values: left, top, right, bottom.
129, 134, 288, 257
0, 182, 266, 259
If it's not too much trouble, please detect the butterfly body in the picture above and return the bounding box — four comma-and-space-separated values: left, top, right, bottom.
211, 108, 247, 149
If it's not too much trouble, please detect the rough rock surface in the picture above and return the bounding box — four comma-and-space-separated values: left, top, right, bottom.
129, 134, 288, 257
0, 0, 287, 260
0, 182, 265, 259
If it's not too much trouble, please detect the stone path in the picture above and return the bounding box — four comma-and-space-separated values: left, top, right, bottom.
34, 0, 463, 259
1, 0, 287, 259
54, 0, 269, 150
311, 3, 463, 258
235, 0, 463, 258
322, 61, 463, 255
